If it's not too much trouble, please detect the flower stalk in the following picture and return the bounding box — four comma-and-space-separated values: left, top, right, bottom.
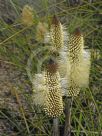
64, 97, 73, 136
53, 118, 60, 136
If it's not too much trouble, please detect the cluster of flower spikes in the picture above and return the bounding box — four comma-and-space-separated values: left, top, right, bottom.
47, 16, 91, 98
32, 15, 91, 117
43, 15, 65, 117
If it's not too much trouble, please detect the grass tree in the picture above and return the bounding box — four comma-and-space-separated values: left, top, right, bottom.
27, 14, 91, 136
1, 1, 101, 135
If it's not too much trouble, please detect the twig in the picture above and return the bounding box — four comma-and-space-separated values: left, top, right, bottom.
0, 26, 29, 45
13, 87, 31, 135
53, 118, 60, 136
64, 97, 73, 136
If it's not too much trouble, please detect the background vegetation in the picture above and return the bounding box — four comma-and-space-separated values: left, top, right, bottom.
0, 0, 102, 136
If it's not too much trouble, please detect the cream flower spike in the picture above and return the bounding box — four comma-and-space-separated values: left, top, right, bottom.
66, 28, 91, 97
32, 60, 63, 117
44, 15, 66, 51
32, 73, 48, 106
50, 15, 64, 50
69, 28, 84, 65
43, 60, 63, 117
35, 22, 48, 43
21, 5, 33, 26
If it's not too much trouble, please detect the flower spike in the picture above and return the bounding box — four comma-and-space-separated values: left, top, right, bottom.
50, 15, 64, 50
44, 60, 63, 117
21, 5, 33, 26
67, 28, 91, 97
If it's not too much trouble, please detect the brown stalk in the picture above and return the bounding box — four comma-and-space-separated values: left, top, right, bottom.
64, 97, 73, 136
53, 118, 60, 136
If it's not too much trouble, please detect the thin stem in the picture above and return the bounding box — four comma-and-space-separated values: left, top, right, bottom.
64, 97, 73, 136
53, 118, 60, 136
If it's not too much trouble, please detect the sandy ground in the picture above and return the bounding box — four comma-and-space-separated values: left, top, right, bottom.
0, 61, 32, 135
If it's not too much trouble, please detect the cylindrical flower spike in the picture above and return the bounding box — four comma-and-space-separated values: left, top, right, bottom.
35, 22, 48, 43
21, 5, 33, 26
50, 15, 64, 50
69, 28, 84, 65
44, 59, 63, 117
67, 28, 91, 97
